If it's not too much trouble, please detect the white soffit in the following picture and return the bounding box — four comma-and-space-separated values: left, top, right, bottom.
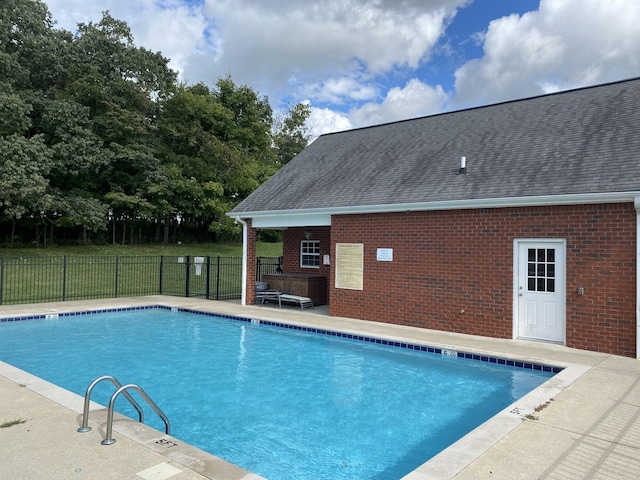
250, 213, 332, 229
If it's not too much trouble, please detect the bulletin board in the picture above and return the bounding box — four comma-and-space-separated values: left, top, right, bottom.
335, 243, 364, 290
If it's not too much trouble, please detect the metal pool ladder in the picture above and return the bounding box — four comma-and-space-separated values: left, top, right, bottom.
77, 375, 171, 445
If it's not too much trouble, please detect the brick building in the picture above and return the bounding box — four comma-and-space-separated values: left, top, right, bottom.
229, 78, 640, 358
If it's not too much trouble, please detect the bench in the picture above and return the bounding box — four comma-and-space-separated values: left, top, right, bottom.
257, 290, 314, 310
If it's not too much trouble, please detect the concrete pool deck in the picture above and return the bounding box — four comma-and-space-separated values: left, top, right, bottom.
1, 296, 639, 479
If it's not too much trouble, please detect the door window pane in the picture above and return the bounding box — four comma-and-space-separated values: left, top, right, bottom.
526, 248, 556, 292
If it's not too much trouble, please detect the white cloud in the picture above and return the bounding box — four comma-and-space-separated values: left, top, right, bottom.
197, 0, 464, 99
303, 76, 378, 105
41, 0, 640, 137
307, 107, 353, 140
41, 0, 465, 133
43, 0, 216, 81
135, 7, 218, 78
454, 0, 640, 107
305, 79, 448, 138
349, 79, 449, 128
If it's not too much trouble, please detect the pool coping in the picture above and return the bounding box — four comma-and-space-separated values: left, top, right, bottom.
0, 296, 617, 479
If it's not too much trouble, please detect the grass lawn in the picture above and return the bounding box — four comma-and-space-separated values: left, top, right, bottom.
0, 242, 282, 258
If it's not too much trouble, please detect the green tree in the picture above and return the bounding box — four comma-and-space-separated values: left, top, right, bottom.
0, 88, 32, 135
213, 75, 273, 151
273, 102, 311, 164
37, 98, 113, 241
51, 190, 110, 243
0, 2, 305, 245
158, 83, 262, 240
69, 12, 177, 243
0, 134, 53, 242
0, 0, 71, 137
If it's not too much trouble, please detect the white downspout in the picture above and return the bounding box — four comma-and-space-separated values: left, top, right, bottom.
235, 216, 248, 306
635, 197, 640, 359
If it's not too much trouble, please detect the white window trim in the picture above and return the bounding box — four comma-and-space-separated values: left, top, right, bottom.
300, 240, 320, 268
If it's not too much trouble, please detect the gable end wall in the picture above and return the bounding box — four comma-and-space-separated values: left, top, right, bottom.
327, 203, 637, 357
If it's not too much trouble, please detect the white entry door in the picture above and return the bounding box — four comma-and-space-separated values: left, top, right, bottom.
516, 240, 566, 343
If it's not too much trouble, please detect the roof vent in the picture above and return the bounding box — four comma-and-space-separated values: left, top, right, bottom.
459, 156, 466, 174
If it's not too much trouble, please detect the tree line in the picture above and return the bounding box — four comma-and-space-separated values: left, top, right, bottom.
0, 0, 309, 246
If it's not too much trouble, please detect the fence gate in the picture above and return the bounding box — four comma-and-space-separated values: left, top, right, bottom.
159, 255, 244, 300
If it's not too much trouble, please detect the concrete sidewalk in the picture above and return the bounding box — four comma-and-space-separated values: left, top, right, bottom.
1, 296, 639, 479
0, 374, 230, 480
449, 354, 640, 480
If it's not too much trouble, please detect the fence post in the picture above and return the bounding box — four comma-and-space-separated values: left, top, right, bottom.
0, 256, 3, 305
62, 256, 67, 301
256, 256, 261, 281
205, 256, 211, 300
159, 256, 164, 294
114, 256, 119, 298
185, 255, 191, 297
215, 256, 221, 300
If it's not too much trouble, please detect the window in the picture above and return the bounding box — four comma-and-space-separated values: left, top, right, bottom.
527, 248, 555, 292
300, 240, 320, 268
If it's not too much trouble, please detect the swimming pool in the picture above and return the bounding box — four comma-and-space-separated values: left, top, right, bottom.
0, 306, 558, 479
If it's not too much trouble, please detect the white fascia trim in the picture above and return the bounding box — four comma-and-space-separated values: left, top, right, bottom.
229, 191, 640, 224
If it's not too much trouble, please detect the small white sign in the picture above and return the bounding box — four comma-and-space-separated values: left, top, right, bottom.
323, 254, 330, 265
194, 256, 205, 276
377, 248, 393, 262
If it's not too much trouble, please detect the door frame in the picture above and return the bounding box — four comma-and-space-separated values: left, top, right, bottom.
512, 238, 567, 343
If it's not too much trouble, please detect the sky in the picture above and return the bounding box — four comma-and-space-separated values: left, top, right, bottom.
41, 0, 640, 138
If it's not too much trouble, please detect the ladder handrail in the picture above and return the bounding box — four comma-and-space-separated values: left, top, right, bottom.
77, 375, 144, 433
102, 384, 171, 445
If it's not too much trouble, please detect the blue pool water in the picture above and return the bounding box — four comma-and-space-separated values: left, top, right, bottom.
0, 308, 555, 479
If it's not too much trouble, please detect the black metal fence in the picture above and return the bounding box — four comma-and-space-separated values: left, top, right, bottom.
0, 255, 282, 305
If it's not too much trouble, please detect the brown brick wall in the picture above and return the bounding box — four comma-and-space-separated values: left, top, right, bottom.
322, 203, 636, 357
281, 227, 332, 302
245, 219, 257, 305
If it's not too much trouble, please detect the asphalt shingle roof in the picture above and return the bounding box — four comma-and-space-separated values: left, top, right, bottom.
232, 78, 640, 214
